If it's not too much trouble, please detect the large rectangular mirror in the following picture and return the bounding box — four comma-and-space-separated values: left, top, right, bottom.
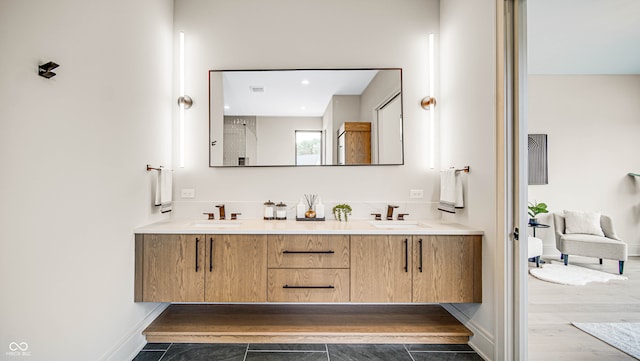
209, 68, 403, 167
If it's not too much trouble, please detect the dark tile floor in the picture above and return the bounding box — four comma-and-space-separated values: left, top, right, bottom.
133, 343, 484, 361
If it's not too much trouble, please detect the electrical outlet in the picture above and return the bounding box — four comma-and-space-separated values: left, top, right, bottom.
181, 188, 195, 199
409, 189, 424, 199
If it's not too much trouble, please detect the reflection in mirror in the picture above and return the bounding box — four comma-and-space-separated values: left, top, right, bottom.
209, 69, 403, 167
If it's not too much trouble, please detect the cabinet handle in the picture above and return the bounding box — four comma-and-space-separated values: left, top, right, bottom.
283, 285, 335, 289
282, 250, 335, 254
195, 237, 200, 272
404, 239, 409, 272
209, 237, 213, 272
418, 238, 423, 273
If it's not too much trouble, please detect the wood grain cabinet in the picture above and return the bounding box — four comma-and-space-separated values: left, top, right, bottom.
135, 234, 267, 303
206, 234, 267, 302
337, 122, 371, 165
267, 235, 350, 302
350, 235, 412, 303
136, 234, 205, 302
412, 235, 482, 303
350, 235, 482, 304
136, 233, 481, 304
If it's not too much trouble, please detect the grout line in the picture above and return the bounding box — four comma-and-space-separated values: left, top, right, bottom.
242, 343, 249, 361
155, 342, 172, 361
404, 344, 417, 361
409, 350, 476, 353
325, 344, 331, 361
247, 350, 327, 353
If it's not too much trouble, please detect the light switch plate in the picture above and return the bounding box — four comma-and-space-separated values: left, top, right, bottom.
181, 188, 195, 199
409, 189, 424, 199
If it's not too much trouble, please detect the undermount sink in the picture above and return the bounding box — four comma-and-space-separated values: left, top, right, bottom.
192, 221, 243, 228
368, 221, 428, 229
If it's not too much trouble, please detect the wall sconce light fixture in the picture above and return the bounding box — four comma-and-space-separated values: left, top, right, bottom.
38, 61, 59, 79
420, 96, 436, 109
421, 33, 436, 111
178, 31, 192, 168
421, 33, 436, 169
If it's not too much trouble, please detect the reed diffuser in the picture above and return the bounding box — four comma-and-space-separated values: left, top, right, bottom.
304, 194, 318, 218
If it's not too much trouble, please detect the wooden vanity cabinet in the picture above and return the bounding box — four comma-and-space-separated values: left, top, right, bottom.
206, 234, 267, 302
337, 122, 371, 165
350, 235, 482, 304
412, 235, 482, 303
136, 233, 481, 304
350, 235, 412, 303
135, 234, 267, 303
267, 235, 350, 302
137, 234, 205, 302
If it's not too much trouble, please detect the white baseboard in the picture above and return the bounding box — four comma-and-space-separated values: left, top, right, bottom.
443, 304, 494, 361
100, 303, 169, 361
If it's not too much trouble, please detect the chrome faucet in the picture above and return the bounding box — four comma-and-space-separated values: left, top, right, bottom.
216, 204, 226, 220
386, 205, 399, 220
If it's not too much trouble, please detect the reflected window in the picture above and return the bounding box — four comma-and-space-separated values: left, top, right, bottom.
295, 130, 323, 166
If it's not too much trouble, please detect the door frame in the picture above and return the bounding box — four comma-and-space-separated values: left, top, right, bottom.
497, 0, 528, 359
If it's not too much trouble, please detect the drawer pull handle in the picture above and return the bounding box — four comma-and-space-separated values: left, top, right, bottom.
282, 250, 335, 254
209, 238, 214, 272
404, 239, 409, 273
283, 285, 335, 289
195, 237, 200, 272
418, 238, 423, 273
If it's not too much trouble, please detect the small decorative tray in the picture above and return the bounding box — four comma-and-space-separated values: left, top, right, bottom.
296, 217, 326, 221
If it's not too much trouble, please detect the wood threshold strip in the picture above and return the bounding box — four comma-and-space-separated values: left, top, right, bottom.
143, 304, 472, 344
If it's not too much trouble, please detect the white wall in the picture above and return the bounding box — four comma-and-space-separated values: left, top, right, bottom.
0, 1, 173, 360
173, 0, 441, 219
360, 70, 403, 163
440, 0, 497, 359
528, 75, 640, 256
256, 116, 322, 165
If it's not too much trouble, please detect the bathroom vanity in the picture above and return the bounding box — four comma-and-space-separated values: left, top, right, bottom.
134, 220, 482, 304
134, 219, 482, 344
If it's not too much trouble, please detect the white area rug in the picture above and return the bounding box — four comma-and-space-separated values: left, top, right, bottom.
572, 322, 640, 359
529, 263, 627, 285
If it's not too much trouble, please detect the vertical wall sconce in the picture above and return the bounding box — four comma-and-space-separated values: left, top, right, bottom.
177, 31, 193, 168
420, 33, 436, 169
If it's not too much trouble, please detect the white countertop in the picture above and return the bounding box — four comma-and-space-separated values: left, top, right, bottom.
134, 218, 483, 236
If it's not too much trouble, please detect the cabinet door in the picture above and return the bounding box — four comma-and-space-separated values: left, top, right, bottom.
345, 131, 371, 164
141, 234, 205, 302
413, 235, 482, 303
205, 234, 267, 302
350, 235, 412, 303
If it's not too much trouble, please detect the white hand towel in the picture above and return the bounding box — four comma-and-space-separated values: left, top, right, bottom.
455, 172, 464, 209
154, 171, 162, 206
155, 169, 173, 213
437, 169, 464, 213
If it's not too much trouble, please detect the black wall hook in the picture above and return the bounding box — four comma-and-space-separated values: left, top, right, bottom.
38, 61, 59, 79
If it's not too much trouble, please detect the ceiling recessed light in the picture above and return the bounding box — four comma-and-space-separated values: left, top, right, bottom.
301, 79, 310, 85
224, 105, 230, 109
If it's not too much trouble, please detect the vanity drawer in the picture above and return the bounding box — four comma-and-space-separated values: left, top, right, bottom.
268, 235, 350, 269
268, 269, 349, 302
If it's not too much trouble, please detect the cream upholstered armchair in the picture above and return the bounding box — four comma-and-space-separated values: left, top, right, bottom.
553, 211, 627, 274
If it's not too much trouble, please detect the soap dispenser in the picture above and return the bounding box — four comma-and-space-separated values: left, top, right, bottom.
296, 197, 306, 219
315, 197, 325, 219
